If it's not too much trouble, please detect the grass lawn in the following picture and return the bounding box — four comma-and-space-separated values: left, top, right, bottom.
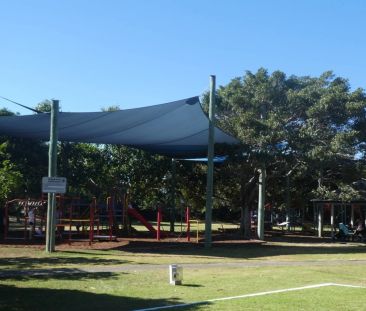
0, 233, 365, 310
1, 264, 365, 310
1, 239, 366, 270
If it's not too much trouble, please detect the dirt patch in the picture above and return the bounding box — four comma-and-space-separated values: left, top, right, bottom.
0, 233, 265, 251
0, 231, 348, 252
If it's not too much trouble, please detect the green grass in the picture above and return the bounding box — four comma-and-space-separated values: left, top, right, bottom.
1, 264, 366, 310
0, 240, 365, 270
188, 286, 366, 311
0, 236, 366, 310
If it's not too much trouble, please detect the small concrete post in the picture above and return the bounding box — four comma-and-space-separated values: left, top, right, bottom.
169, 264, 183, 285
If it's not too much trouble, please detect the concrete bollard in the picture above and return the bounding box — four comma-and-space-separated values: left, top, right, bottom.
169, 264, 183, 285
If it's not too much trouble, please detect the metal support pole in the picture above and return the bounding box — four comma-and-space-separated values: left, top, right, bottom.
351, 204, 355, 227
257, 165, 266, 240
157, 207, 162, 241
45, 100, 59, 253
313, 202, 316, 231
205, 75, 215, 248
318, 204, 323, 238
169, 159, 176, 232
330, 203, 335, 240
285, 173, 290, 231
257, 99, 267, 241
186, 206, 190, 242
89, 197, 96, 245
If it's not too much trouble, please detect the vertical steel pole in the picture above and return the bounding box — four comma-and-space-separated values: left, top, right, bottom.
157, 207, 162, 241
257, 101, 267, 240
318, 203, 323, 238
330, 203, 335, 240
285, 173, 290, 231
186, 206, 190, 242
257, 165, 266, 240
169, 159, 176, 232
350, 204, 355, 227
45, 100, 59, 253
205, 75, 215, 248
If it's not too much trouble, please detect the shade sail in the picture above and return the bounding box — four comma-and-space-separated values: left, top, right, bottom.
0, 96, 238, 157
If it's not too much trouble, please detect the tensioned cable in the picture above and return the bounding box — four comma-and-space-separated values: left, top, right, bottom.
0, 96, 43, 114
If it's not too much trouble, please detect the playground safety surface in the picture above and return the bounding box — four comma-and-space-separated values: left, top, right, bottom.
0, 231, 348, 251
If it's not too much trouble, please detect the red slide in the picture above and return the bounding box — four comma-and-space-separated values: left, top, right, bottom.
128, 207, 156, 234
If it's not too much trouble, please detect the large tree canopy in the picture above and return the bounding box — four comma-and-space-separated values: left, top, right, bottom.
1, 69, 366, 232
211, 69, 366, 231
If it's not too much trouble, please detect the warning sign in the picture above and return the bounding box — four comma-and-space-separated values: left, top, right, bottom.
42, 177, 67, 194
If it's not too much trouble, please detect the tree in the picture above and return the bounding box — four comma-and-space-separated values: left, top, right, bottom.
35, 100, 52, 113
0, 142, 23, 205
210, 69, 366, 237
0, 107, 48, 198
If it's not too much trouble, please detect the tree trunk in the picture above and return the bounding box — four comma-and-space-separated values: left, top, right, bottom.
240, 166, 257, 239
240, 202, 251, 239
245, 186, 257, 239
244, 202, 251, 239
240, 205, 245, 236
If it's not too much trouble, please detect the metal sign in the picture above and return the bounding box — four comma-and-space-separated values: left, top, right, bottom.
42, 177, 67, 194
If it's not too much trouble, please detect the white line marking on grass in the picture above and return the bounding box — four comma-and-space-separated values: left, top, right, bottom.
329, 283, 366, 288
133, 283, 366, 311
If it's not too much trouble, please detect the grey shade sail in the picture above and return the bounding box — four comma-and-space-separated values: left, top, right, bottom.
0, 96, 238, 158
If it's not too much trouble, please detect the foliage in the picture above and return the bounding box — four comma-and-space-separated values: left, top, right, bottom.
35, 100, 52, 112
0, 69, 366, 224
202, 69, 366, 225
0, 147, 23, 204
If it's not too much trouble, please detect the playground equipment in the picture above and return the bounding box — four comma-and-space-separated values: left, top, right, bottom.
2, 194, 201, 244
89, 196, 118, 243
188, 220, 200, 243
127, 205, 167, 240
2, 195, 125, 244
312, 200, 366, 238
3, 198, 47, 240
125, 204, 196, 241
2, 196, 94, 242
185, 207, 200, 243
127, 206, 156, 234
58, 196, 95, 243
186, 206, 190, 241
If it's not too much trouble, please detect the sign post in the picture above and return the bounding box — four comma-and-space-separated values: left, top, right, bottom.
45, 100, 59, 253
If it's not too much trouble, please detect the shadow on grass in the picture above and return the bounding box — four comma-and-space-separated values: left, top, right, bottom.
0, 284, 195, 311
0, 256, 128, 269
0, 270, 122, 281
180, 284, 203, 288
110, 239, 366, 260
60, 250, 122, 257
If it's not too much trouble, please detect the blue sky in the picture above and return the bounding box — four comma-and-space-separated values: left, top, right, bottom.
1, 0, 365, 114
